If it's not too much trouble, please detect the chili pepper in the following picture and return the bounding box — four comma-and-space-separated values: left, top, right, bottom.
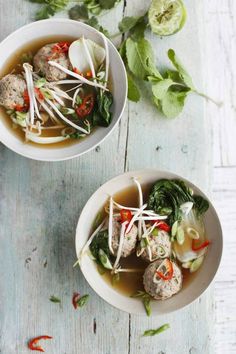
192, 239, 210, 251
120, 209, 132, 224
72, 292, 80, 309
156, 259, 173, 281
23, 90, 30, 105
52, 42, 70, 54
86, 70, 92, 78
14, 104, 25, 112
152, 220, 170, 232
76, 94, 94, 118
34, 88, 44, 101
73, 67, 83, 76
28, 336, 52, 352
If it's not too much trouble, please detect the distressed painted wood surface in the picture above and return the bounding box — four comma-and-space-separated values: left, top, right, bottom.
1, 0, 234, 353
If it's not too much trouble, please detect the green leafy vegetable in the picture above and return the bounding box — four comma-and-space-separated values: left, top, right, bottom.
90, 229, 110, 261
99, 0, 117, 10
148, 179, 209, 225
148, 179, 194, 225
193, 195, 209, 216
168, 49, 195, 90
85, 16, 110, 37
127, 73, 141, 102
126, 38, 162, 80
152, 79, 174, 100
143, 324, 170, 337
29, 0, 69, 20
49, 295, 61, 303
93, 90, 113, 127
69, 4, 89, 20
118, 16, 141, 33
131, 290, 152, 316
77, 294, 89, 308
160, 90, 188, 118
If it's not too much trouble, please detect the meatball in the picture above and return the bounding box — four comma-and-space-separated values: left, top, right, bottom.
33, 43, 70, 82
0, 74, 26, 110
141, 230, 171, 262
111, 218, 138, 258
143, 259, 182, 300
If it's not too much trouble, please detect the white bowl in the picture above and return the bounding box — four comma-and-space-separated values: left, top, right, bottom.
75, 169, 223, 315
0, 19, 127, 161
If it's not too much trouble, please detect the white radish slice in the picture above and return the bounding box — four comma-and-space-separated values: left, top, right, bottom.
113, 221, 128, 269
81, 37, 96, 80
69, 38, 105, 74
48, 61, 108, 91
108, 197, 114, 255
25, 132, 69, 144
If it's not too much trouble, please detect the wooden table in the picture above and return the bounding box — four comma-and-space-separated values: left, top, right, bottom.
0, 1, 218, 353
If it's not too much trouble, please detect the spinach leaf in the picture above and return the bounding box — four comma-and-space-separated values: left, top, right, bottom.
127, 72, 141, 102
193, 195, 209, 216
99, 0, 118, 10
126, 38, 162, 80
93, 90, 113, 127
168, 49, 195, 90
69, 4, 89, 20
148, 179, 194, 225
90, 229, 110, 261
152, 78, 174, 100
160, 90, 188, 118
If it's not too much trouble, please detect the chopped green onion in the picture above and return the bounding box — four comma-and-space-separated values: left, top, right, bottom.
143, 323, 170, 337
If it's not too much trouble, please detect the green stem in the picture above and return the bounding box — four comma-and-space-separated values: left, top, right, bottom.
193, 90, 223, 107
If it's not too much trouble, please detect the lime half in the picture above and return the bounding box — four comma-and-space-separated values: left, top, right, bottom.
148, 0, 187, 36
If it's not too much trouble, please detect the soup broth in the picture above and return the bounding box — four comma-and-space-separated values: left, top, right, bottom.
93, 184, 196, 297
0, 36, 105, 148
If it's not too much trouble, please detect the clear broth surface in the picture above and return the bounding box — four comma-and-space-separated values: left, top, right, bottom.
94, 183, 196, 297
0, 36, 96, 149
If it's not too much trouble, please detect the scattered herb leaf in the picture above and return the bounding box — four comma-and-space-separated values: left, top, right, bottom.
143, 323, 170, 337
127, 72, 141, 102
77, 294, 90, 308
49, 295, 61, 303
69, 4, 89, 20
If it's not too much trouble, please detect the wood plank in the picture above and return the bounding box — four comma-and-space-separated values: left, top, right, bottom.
0, 1, 131, 353
202, 0, 236, 166
123, 0, 214, 353
212, 166, 236, 353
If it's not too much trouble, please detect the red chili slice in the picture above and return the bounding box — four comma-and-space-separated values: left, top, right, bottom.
52, 42, 70, 54
23, 90, 30, 105
156, 259, 173, 281
192, 239, 210, 251
28, 336, 52, 352
120, 209, 132, 224
14, 104, 25, 112
76, 94, 94, 118
73, 67, 83, 76
34, 88, 44, 101
72, 292, 80, 309
152, 220, 170, 232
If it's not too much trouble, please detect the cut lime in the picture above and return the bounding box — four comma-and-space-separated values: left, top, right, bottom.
148, 0, 187, 36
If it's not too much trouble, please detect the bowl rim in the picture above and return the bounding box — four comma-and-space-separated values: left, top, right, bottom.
75, 168, 223, 315
0, 18, 127, 162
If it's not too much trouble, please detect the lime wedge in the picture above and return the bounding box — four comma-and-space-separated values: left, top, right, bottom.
148, 0, 187, 36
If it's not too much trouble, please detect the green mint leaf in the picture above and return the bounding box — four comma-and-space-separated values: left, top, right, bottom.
50, 295, 61, 303
130, 18, 148, 41
152, 78, 174, 100
160, 90, 188, 118
69, 5, 89, 20
127, 72, 141, 102
168, 49, 195, 89
126, 38, 162, 80
143, 324, 170, 337
118, 16, 140, 33
99, 0, 117, 9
